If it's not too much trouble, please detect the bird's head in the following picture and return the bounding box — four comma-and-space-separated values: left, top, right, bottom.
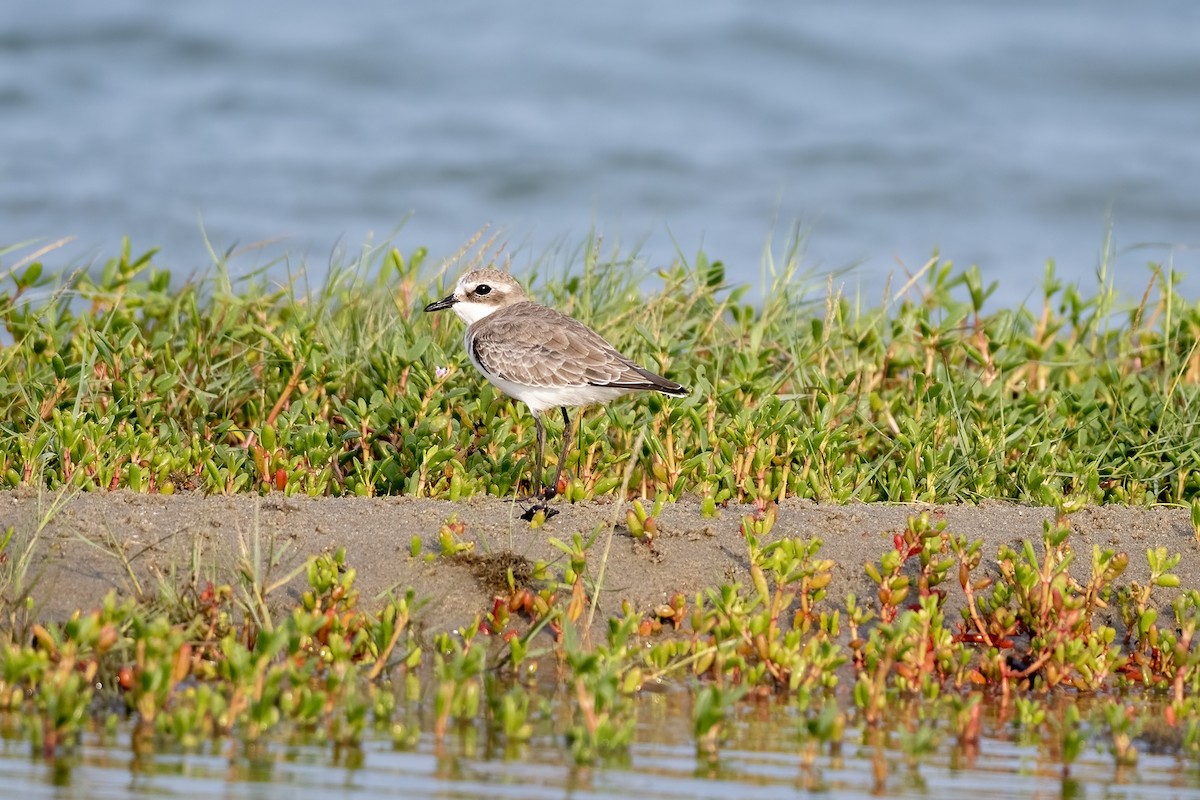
423, 268, 528, 325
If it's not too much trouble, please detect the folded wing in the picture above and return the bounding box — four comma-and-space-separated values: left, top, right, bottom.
468, 303, 686, 395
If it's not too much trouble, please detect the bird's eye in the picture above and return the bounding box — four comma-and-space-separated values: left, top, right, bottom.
475, 284, 492, 296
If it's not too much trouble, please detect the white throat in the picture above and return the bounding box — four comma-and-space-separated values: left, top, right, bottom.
453, 299, 499, 326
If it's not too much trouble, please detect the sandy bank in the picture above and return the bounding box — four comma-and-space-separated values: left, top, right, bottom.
3, 490, 1196, 638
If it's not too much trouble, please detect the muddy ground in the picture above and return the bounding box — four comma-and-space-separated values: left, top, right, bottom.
2, 490, 1197, 640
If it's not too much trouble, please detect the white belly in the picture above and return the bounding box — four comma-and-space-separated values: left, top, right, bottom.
483, 373, 633, 414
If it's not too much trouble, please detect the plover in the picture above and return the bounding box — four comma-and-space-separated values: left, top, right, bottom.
424, 268, 689, 517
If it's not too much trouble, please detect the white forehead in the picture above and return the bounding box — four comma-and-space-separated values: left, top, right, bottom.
455, 271, 519, 295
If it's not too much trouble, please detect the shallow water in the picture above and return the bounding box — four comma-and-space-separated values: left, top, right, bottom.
2, 692, 1198, 799
2, 1, 1198, 305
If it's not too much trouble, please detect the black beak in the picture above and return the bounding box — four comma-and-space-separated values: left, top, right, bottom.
424, 294, 458, 313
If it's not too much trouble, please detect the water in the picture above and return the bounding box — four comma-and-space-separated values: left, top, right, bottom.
1, 695, 1198, 799
2, 1, 1198, 306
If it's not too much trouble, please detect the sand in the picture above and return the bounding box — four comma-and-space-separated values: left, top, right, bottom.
2, 490, 1196, 639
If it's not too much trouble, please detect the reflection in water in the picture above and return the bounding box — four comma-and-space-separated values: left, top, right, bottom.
1, 691, 1196, 799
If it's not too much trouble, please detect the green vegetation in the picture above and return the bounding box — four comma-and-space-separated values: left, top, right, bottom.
4, 233, 1200, 787
1, 233, 1199, 506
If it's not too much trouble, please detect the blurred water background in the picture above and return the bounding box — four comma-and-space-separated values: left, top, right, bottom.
2, 1, 1197, 306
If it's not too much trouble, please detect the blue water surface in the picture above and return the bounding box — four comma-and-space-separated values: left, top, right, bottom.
1, 1, 1197, 305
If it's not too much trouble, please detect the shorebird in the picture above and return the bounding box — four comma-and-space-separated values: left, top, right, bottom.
424, 268, 688, 518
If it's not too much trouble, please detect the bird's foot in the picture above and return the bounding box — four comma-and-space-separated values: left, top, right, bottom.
520, 502, 559, 522
517, 481, 562, 522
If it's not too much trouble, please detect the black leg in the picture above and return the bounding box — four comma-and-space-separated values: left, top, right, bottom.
520, 409, 565, 522
546, 407, 571, 500
531, 413, 546, 500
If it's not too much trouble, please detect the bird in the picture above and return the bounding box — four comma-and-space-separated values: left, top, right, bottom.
424, 268, 689, 518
